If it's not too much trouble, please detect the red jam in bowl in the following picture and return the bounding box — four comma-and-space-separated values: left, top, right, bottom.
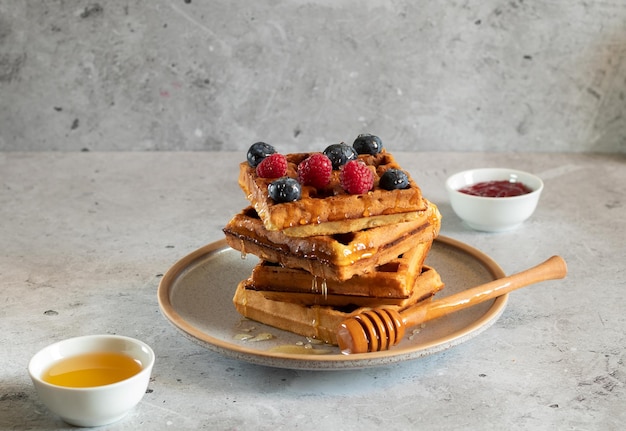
458, 180, 532, 197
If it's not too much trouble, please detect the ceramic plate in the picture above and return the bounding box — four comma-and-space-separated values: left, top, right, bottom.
158, 236, 507, 370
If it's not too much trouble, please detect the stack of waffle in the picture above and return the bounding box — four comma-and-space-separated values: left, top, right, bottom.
223, 148, 443, 345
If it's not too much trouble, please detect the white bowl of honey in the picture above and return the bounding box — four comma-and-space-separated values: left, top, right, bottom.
28, 334, 155, 427
445, 168, 544, 232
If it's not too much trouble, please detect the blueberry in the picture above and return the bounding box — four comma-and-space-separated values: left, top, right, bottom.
353, 134, 383, 155
323, 143, 357, 170
379, 169, 409, 190
268, 177, 301, 202
247, 142, 276, 167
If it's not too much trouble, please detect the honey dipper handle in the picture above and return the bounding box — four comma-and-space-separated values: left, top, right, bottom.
402, 255, 568, 328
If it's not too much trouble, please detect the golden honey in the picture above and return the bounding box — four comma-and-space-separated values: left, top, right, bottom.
42, 352, 142, 388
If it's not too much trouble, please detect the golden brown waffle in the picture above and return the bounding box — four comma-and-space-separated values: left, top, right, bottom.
248, 241, 433, 301
232, 266, 444, 345
246, 264, 444, 308
239, 150, 428, 237
223, 201, 441, 281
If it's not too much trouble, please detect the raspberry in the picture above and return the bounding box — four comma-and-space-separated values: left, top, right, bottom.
297, 153, 332, 188
256, 153, 287, 178
340, 160, 374, 194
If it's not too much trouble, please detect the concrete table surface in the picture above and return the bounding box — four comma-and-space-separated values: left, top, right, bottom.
1, 151, 624, 430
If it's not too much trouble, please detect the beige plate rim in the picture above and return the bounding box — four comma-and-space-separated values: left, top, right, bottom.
157, 235, 507, 370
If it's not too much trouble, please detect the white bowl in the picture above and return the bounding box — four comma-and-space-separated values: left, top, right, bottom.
445, 168, 543, 232
28, 335, 155, 427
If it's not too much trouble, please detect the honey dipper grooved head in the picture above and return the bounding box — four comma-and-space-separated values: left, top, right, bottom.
337, 319, 368, 355
337, 309, 405, 354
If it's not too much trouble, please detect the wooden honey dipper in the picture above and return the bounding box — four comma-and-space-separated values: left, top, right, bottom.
336, 255, 567, 354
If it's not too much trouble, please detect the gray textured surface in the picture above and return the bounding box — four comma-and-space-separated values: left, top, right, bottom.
1, 1, 626, 153
1, 151, 625, 430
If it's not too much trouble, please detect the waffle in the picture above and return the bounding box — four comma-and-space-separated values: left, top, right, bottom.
239, 150, 428, 237
232, 266, 444, 345
223, 201, 441, 281
248, 241, 433, 301
246, 263, 443, 308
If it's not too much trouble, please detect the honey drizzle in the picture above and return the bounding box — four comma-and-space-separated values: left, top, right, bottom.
239, 239, 247, 259
311, 275, 328, 299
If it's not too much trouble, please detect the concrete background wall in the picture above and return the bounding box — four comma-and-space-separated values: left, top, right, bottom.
1, 0, 625, 153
